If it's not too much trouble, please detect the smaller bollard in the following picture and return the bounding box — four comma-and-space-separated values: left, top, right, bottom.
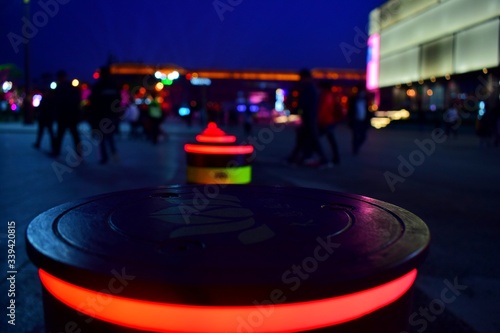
184, 122, 253, 184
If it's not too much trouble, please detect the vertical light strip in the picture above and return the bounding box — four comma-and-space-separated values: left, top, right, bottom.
367, 33, 381, 90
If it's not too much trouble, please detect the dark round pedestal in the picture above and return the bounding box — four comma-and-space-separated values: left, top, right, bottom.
26, 185, 430, 333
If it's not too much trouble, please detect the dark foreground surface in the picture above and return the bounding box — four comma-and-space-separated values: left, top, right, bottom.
1, 118, 499, 333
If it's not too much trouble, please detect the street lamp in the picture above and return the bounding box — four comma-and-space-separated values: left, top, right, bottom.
23, 0, 33, 124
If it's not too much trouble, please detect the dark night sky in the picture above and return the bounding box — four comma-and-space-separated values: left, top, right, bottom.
1, 0, 386, 83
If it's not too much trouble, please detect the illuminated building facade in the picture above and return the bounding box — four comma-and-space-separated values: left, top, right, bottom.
368, 0, 500, 117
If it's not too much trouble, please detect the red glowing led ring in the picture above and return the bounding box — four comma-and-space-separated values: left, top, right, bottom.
195, 134, 237, 143
39, 268, 417, 333
184, 144, 254, 155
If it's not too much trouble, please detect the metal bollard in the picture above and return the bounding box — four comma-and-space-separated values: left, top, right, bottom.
184, 122, 253, 184
26, 185, 430, 332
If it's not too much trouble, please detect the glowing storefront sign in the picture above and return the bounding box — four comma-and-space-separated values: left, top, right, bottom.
366, 34, 380, 90
190, 78, 212, 86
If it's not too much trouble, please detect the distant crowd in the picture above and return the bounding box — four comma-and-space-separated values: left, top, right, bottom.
33, 66, 169, 165
32, 67, 500, 167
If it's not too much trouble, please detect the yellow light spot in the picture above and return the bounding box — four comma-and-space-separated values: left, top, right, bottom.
155, 82, 164, 91
71, 79, 79, 87
371, 117, 391, 129
406, 89, 416, 97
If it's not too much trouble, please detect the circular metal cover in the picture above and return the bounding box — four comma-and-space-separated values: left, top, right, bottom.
26, 185, 430, 305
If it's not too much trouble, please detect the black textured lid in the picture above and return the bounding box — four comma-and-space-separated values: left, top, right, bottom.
26, 185, 430, 305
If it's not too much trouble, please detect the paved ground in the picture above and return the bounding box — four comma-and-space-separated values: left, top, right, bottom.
1, 117, 499, 333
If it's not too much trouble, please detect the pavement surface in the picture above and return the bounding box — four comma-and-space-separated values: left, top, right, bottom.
1, 117, 499, 333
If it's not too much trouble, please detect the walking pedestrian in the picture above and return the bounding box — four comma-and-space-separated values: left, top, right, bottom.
318, 81, 343, 165
287, 69, 327, 166
476, 106, 495, 147
347, 84, 370, 155
33, 86, 55, 151
52, 70, 82, 158
88, 66, 121, 164
148, 92, 164, 144
443, 101, 460, 138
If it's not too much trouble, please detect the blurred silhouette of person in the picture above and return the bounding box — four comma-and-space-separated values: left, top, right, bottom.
236, 91, 253, 136
120, 85, 139, 139
33, 86, 55, 151
347, 84, 370, 155
494, 108, 500, 147
318, 81, 343, 165
89, 66, 121, 164
288, 69, 327, 166
287, 69, 327, 166
52, 70, 82, 158
415, 97, 426, 131
443, 101, 460, 138
207, 101, 217, 124
243, 105, 253, 136
476, 105, 495, 147
148, 92, 163, 144
123, 97, 141, 139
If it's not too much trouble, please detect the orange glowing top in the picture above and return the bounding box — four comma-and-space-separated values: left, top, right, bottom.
195, 122, 237, 143
39, 268, 417, 333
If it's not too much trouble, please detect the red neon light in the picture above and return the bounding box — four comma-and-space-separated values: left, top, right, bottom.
39, 269, 416, 333
184, 144, 253, 155
195, 122, 237, 143
196, 134, 236, 143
